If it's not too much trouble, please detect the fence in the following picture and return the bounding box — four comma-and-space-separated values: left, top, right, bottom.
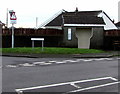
2, 28, 63, 36
2, 28, 63, 48
104, 29, 120, 36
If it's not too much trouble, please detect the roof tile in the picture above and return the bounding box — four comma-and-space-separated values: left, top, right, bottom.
46, 10, 105, 26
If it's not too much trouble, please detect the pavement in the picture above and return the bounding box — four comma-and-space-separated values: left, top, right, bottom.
1, 51, 120, 58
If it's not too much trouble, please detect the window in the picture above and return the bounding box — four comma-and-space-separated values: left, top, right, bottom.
68, 28, 72, 40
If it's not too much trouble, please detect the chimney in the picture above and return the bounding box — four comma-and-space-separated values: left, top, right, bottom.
112, 19, 115, 23
75, 7, 78, 12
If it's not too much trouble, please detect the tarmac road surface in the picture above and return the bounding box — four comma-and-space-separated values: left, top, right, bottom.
1, 56, 120, 93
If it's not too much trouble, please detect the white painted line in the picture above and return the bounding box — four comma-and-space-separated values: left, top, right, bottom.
33, 62, 46, 64
82, 59, 93, 62
66, 60, 77, 63
19, 63, 35, 67
93, 58, 113, 61
63, 60, 75, 62
56, 61, 67, 64
15, 76, 113, 92
104, 58, 113, 60
16, 90, 23, 94
6, 65, 17, 68
70, 83, 81, 88
48, 61, 57, 63
76, 59, 95, 62
70, 77, 115, 84
69, 81, 120, 93
69, 61, 78, 63
94, 58, 106, 61
33, 62, 52, 65
40, 63, 52, 65
109, 77, 118, 81
76, 59, 86, 62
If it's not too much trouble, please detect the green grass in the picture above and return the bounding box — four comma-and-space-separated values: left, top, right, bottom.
1, 47, 105, 54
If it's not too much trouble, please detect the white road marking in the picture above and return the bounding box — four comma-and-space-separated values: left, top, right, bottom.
56, 61, 67, 64
48, 61, 57, 63
93, 58, 113, 61
104, 58, 113, 60
69, 60, 78, 63
76, 59, 86, 62
6, 57, 116, 68
109, 77, 118, 81
64, 60, 76, 62
19, 63, 35, 67
66, 60, 77, 63
33, 62, 52, 65
70, 83, 81, 88
69, 81, 120, 93
16, 90, 23, 94
82, 59, 93, 62
39, 63, 52, 65
33, 62, 46, 64
94, 58, 106, 61
15, 76, 115, 92
6, 65, 17, 68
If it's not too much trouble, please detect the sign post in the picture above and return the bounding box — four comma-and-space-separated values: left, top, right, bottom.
9, 10, 17, 48
11, 23, 14, 48
31, 38, 44, 51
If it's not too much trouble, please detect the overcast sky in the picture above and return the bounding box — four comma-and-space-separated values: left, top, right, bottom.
1, 0, 120, 28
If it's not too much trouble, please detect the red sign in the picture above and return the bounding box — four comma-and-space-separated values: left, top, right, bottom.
9, 10, 17, 24
10, 12, 17, 20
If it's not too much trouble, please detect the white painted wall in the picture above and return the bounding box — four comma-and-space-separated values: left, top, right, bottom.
39, 10, 64, 28
98, 12, 118, 30
75, 28, 93, 49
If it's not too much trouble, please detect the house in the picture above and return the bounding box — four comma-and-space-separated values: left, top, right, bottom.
115, 21, 120, 29
0, 21, 5, 27
0, 21, 2, 29
0, 21, 3, 35
39, 9, 117, 49
2, 10, 118, 49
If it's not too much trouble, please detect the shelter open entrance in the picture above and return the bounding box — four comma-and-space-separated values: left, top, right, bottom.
75, 28, 93, 49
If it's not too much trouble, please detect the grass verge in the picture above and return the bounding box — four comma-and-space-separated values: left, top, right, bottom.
1, 47, 105, 54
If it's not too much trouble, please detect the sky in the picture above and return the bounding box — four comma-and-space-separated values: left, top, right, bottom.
0, 0, 120, 28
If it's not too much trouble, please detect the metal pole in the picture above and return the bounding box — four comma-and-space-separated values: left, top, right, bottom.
6, 8, 8, 28
32, 40, 34, 49
36, 17, 38, 28
42, 40, 44, 51
12, 24, 14, 48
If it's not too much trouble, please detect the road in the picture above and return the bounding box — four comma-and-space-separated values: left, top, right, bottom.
2, 56, 120, 93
